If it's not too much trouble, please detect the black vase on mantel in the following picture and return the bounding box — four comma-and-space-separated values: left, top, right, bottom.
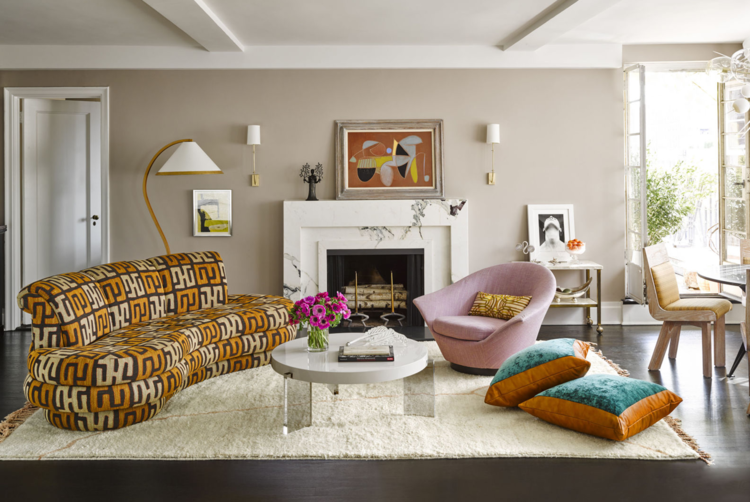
300, 162, 323, 202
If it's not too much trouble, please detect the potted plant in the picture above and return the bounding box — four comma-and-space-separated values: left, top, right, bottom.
288, 292, 351, 352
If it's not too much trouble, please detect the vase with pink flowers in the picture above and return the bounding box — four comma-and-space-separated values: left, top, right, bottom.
288, 292, 351, 352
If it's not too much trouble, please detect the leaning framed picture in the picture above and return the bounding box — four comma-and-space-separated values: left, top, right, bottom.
527, 204, 575, 263
335, 119, 444, 200
193, 190, 232, 237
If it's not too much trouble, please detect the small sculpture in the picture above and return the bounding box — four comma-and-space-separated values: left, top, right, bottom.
300, 162, 323, 201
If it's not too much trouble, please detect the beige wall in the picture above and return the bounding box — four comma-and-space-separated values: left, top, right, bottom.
0, 69, 624, 300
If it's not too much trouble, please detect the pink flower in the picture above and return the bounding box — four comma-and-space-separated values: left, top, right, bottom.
303, 296, 315, 305
309, 315, 321, 328
316, 292, 329, 300
326, 313, 335, 322
299, 303, 310, 316
318, 318, 331, 329
342, 308, 351, 320
331, 302, 342, 313
336, 292, 347, 303
312, 305, 326, 317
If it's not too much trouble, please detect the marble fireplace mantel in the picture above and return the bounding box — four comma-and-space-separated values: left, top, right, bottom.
283, 199, 469, 301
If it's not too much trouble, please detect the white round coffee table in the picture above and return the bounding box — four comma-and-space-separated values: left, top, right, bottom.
271, 332, 435, 434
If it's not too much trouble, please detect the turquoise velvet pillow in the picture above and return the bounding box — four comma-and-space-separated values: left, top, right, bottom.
485, 338, 591, 407
519, 374, 683, 441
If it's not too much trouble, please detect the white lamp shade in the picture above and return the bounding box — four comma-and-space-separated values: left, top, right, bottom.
732, 98, 750, 115
486, 124, 500, 144
156, 142, 222, 175
247, 125, 261, 145
742, 84, 750, 99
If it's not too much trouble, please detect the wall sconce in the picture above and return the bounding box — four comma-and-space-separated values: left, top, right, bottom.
486, 124, 500, 185
247, 125, 261, 186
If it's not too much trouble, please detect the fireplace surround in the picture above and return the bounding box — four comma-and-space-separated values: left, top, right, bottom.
283, 200, 469, 325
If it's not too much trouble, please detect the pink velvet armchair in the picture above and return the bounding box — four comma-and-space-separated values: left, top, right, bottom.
413, 263, 556, 375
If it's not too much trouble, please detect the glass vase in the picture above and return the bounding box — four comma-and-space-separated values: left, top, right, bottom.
307, 326, 329, 352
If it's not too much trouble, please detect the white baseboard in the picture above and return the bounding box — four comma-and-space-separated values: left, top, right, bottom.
543, 301, 743, 326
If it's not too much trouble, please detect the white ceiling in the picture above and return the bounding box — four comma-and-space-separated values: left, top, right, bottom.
559, 0, 750, 44
0, 0, 747, 69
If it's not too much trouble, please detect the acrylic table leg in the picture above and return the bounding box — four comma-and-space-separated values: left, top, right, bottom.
596, 269, 603, 334
404, 359, 435, 417
585, 269, 593, 326
283, 373, 312, 435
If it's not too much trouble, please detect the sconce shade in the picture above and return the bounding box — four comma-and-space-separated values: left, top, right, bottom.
156, 142, 223, 175
486, 124, 500, 144
247, 125, 261, 145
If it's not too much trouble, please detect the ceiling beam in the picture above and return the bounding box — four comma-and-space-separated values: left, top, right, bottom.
501, 0, 622, 51
142, 0, 243, 52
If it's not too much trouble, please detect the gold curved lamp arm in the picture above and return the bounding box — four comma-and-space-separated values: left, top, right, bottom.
142, 139, 193, 255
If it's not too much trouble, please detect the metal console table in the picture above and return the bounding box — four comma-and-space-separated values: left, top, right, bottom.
545, 260, 603, 334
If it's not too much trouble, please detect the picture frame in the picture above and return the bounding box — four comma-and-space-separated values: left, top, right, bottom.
335, 119, 444, 200
527, 204, 575, 263
193, 190, 232, 237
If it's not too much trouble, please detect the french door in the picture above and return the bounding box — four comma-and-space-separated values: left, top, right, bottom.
624, 65, 647, 303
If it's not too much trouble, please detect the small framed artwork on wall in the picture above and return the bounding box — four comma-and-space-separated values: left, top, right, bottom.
193, 190, 232, 237
527, 204, 575, 263
335, 119, 444, 200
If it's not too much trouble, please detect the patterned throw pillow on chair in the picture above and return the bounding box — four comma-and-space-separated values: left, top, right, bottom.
469, 291, 532, 320
519, 374, 682, 441
485, 338, 591, 407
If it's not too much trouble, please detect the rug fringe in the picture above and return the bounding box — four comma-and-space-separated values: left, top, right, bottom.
587, 343, 630, 377
664, 416, 712, 465
0, 402, 39, 444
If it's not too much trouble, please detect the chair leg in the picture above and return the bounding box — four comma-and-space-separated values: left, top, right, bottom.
649, 322, 673, 371
701, 322, 712, 378
713, 316, 726, 368
668, 323, 682, 359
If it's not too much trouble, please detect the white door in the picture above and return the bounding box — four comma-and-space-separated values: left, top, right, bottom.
623, 65, 647, 303
21, 99, 102, 316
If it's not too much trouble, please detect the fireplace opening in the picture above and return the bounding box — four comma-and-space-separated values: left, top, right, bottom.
327, 249, 424, 327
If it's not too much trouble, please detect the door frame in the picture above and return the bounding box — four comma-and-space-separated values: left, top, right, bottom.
3, 87, 110, 331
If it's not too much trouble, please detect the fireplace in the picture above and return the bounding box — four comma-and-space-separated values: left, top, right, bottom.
327, 248, 424, 327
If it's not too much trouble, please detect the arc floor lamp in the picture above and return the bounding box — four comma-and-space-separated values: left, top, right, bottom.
143, 139, 223, 254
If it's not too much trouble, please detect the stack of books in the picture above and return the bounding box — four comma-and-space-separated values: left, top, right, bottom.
338, 345, 394, 362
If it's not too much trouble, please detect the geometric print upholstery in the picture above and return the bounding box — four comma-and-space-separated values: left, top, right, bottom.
42, 351, 272, 432
17, 272, 111, 349
148, 251, 228, 316
468, 291, 532, 320
27, 294, 293, 387
17, 250, 296, 432
80, 259, 166, 331
24, 326, 296, 413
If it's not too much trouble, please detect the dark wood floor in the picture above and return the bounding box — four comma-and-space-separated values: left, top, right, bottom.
1, 325, 749, 502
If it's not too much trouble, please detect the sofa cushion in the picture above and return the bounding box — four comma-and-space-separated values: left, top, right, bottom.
469, 291, 532, 320
485, 338, 590, 407
433, 315, 506, 341
27, 294, 293, 387
148, 251, 228, 316
81, 259, 166, 331
519, 374, 682, 441
18, 272, 111, 349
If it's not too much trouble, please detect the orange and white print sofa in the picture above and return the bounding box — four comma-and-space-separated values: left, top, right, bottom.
18, 251, 296, 431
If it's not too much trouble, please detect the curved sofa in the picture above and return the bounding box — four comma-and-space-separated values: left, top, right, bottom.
17, 251, 296, 431
413, 263, 556, 374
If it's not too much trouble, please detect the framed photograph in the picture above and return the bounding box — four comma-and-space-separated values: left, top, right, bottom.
335, 119, 444, 200
527, 204, 575, 263
193, 190, 232, 237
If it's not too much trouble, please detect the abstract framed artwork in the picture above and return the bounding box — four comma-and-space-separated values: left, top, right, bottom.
335, 119, 444, 200
526, 204, 575, 263
193, 189, 232, 237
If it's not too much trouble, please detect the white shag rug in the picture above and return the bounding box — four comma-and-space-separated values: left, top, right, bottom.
0, 342, 702, 461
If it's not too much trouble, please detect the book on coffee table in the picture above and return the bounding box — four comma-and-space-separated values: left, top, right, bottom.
338, 345, 394, 362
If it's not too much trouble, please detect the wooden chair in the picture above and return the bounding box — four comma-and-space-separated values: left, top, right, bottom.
741, 270, 750, 415
644, 243, 732, 378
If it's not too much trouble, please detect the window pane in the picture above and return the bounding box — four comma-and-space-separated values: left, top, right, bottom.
724, 165, 744, 198
725, 198, 746, 232
724, 118, 745, 134
727, 86, 744, 101
627, 230, 642, 251
628, 134, 641, 166
628, 102, 641, 134
628, 199, 642, 232
725, 151, 747, 168
628, 166, 641, 199
725, 231, 742, 264
628, 69, 641, 101
724, 101, 747, 123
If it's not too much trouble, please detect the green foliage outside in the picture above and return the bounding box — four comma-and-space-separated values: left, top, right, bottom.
646, 160, 715, 245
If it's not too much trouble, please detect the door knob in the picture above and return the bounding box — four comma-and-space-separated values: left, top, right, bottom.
92, 215, 99, 226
